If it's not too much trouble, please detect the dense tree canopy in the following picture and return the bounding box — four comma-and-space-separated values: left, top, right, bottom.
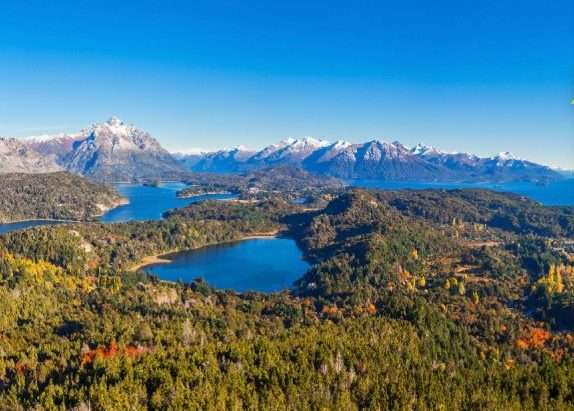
0, 172, 125, 223
1, 188, 574, 409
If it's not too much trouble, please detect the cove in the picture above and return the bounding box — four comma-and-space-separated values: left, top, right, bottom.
145, 238, 310, 293
100, 182, 236, 223
0, 183, 236, 234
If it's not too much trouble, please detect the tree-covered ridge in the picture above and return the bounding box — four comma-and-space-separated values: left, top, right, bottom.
0, 199, 293, 275
373, 188, 574, 238
178, 166, 343, 206
0, 172, 126, 223
1, 188, 574, 409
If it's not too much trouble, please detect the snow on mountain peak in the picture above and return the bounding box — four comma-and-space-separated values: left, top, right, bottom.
107, 116, 124, 127
295, 137, 330, 148
24, 133, 70, 142
83, 117, 138, 140
411, 143, 440, 156
332, 140, 352, 150
495, 151, 517, 161
278, 137, 330, 149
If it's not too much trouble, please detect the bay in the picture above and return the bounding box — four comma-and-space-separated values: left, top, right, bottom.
100, 182, 235, 223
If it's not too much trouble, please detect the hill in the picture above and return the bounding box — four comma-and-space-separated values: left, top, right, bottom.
0, 172, 126, 223
1, 188, 574, 408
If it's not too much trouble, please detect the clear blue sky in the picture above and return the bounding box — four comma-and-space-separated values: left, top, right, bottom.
1, 0, 573, 168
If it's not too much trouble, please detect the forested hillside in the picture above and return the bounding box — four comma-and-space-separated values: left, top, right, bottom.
0, 189, 574, 409
0, 172, 126, 223
179, 165, 343, 206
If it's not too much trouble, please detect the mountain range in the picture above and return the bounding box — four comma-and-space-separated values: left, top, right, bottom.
1, 118, 562, 183
177, 137, 561, 183
15, 117, 189, 181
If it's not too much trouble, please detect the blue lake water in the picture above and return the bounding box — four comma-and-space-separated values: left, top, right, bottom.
0, 182, 235, 234
348, 179, 574, 206
1, 179, 572, 235
146, 238, 310, 293
100, 182, 235, 223
0, 220, 68, 235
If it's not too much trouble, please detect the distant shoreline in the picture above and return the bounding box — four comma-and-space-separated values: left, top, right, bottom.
129, 230, 280, 272
0, 197, 129, 227
0, 218, 80, 225
176, 191, 234, 199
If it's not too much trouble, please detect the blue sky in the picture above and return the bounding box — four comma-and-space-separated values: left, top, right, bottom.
1, 0, 573, 168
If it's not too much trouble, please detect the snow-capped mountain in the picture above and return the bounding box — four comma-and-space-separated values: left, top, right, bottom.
302, 140, 448, 180
248, 137, 330, 167
15, 117, 189, 181
24, 133, 84, 161
176, 137, 332, 173
175, 138, 561, 183
0, 138, 63, 174
192, 147, 256, 173
6, 120, 561, 183
61, 117, 188, 181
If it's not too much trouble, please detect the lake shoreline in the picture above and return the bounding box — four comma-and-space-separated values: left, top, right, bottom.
176, 190, 235, 199
0, 218, 81, 225
129, 230, 280, 272
0, 197, 130, 227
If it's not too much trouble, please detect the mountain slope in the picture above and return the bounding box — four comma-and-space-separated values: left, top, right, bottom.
191, 147, 256, 173
304, 140, 451, 180
58, 117, 189, 181
247, 137, 330, 168
0, 138, 62, 174
13, 117, 189, 182
177, 138, 560, 183
24, 133, 84, 162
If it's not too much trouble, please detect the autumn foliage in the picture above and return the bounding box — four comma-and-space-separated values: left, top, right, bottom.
515, 327, 552, 350
81, 342, 151, 365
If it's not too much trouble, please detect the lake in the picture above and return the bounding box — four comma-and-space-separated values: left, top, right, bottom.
100, 182, 236, 223
0, 182, 235, 234
1, 179, 573, 235
348, 179, 574, 206
146, 238, 310, 293
0, 220, 69, 235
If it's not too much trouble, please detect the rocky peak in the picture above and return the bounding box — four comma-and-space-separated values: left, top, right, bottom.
107, 116, 123, 127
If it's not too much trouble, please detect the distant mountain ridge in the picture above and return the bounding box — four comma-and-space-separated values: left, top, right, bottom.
0, 138, 63, 174
13, 117, 189, 182
2, 119, 562, 183
175, 138, 560, 183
